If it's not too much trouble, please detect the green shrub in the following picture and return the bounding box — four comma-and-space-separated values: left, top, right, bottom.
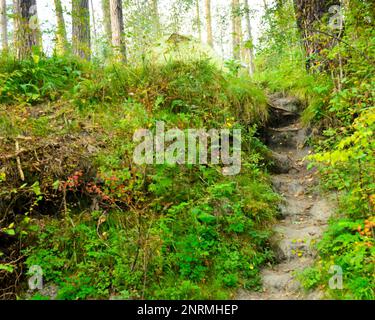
0, 54, 83, 104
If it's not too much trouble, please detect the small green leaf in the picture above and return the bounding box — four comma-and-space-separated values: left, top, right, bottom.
4, 229, 15, 236
0, 264, 14, 273
52, 180, 60, 190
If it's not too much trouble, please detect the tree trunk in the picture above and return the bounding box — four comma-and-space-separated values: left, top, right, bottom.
196, 0, 202, 42
244, 0, 255, 75
151, 0, 161, 37
293, 0, 340, 69
54, 0, 68, 54
72, 0, 91, 60
262, 0, 268, 11
13, 0, 40, 59
0, 0, 7, 51
231, 0, 241, 60
90, 0, 97, 41
205, 0, 213, 47
109, 0, 126, 62
101, 0, 111, 44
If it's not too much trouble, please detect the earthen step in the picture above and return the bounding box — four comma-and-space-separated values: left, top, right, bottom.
271, 225, 323, 261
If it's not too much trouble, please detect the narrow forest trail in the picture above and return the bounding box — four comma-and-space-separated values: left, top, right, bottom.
237, 95, 335, 300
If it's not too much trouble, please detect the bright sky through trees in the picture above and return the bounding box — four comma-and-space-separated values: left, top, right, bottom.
4, 0, 268, 58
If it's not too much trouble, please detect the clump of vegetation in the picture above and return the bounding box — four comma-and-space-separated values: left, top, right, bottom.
299, 217, 374, 300
0, 54, 279, 299
0, 54, 84, 105
24, 169, 278, 299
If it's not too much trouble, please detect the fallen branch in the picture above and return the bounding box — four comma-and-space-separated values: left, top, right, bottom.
15, 140, 25, 182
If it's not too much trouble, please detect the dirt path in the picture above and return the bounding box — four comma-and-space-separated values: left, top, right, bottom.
237, 97, 334, 300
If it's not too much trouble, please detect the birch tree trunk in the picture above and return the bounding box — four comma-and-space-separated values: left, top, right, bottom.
0, 0, 7, 51
90, 0, 97, 41
262, 0, 268, 11
54, 0, 68, 54
151, 0, 161, 37
13, 0, 40, 59
72, 0, 91, 60
231, 0, 241, 60
196, 0, 202, 42
244, 0, 255, 75
205, 0, 213, 47
110, 0, 126, 62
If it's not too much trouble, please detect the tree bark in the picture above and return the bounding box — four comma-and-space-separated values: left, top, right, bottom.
90, 0, 97, 41
205, 0, 213, 47
231, 0, 241, 60
196, 0, 202, 42
13, 0, 40, 59
72, 0, 91, 60
293, 0, 340, 69
244, 0, 255, 75
262, 0, 268, 11
101, 0, 111, 44
54, 0, 68, 54
0, 0, 7, 51
110, 0, 126, 62
151, 0, 161, 37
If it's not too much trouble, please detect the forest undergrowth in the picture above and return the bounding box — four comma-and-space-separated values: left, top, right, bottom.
0, 49, 280, 299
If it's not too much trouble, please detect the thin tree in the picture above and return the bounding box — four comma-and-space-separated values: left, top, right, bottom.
216, 5, 228, 57
196, 0, 202, 42
54, 0, 68, 54
231, 0, 241, 60
90, 0, 97, 41
13, 0, 40, 59
0, 0, 7, 51
262, 0, 268, 11
72, 0, 91, 60
244, 0, 255, 75
151, 0, 161, 37
110, 0, 126, 62
205, 0, 213, 47
101, 0, 111, 44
